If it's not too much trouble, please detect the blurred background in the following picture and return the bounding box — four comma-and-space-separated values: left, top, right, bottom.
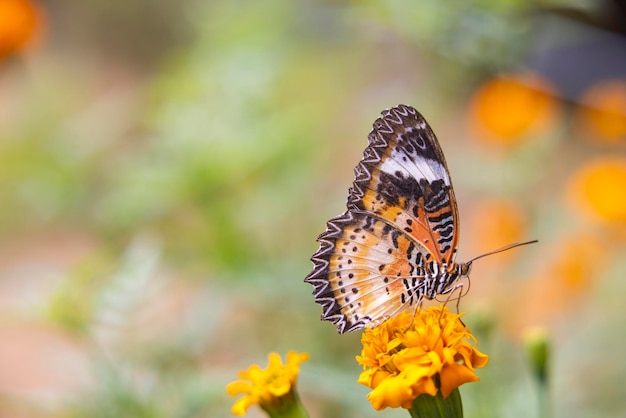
1, 0, 626, 417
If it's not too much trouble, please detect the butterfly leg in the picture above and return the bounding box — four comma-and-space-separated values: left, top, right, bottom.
407, 294, 426, 330
437, 281, 468, 326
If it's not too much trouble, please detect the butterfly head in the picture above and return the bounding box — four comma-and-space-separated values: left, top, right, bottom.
458, 261, 472, 277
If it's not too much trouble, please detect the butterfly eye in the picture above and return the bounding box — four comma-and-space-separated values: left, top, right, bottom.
460, 263, 472, 276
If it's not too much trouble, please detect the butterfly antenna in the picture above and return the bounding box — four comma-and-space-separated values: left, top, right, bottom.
467, 240, 538, 264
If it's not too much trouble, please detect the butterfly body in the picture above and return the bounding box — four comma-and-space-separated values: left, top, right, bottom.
306, 105, 471, 333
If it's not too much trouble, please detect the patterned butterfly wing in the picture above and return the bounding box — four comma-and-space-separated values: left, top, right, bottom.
305, 105, 460, 333
348, 105, 459, 265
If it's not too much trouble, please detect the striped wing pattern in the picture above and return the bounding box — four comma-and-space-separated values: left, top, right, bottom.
305, 105, 460, 333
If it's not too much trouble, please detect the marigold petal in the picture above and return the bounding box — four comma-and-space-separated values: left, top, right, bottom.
239, 364, 263, 381
231, 395, 257, 416
439, 364, 479, 398
368, 369, 392, 388
226, 380, 254, 396
393, 347, 431, 369
403, 327, 442, 351
367, 374, 415, 410
410, 374, 438, 398
267, 377, 291, 397
441, 346, 457, 366
286, 350, 310, 367
402, 362, 436, 383
470, 348, 490, 369
357, 368, 375, 386
267, 352, 283, 368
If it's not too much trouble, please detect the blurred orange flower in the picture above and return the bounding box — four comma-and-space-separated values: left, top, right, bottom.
0, 0, 43, 60
506, 231, 607, 332
549, 233, 606, 291
576, 79, 626, 143
468, 73, 558, 146
567, 157, 626, 227
465, 198, 528, 263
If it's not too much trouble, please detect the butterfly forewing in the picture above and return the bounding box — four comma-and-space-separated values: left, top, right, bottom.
305, 105, 461, 333
348, 105, 459, 265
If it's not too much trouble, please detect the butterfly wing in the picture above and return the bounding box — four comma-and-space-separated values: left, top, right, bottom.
305, 105, 460, 333
348, 105, 459, 265
305, 210, 432, 333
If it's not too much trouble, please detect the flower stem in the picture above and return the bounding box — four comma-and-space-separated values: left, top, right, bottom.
408, 388, 463, 418
262, 390, 310, 418
537, 380, 550, 418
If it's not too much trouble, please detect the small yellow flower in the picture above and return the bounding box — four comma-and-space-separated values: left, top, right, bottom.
227, 351, 309, 417
356, 306, 489, 411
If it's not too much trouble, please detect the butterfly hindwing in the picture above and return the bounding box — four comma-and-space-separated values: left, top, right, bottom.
305, 210, 432, 333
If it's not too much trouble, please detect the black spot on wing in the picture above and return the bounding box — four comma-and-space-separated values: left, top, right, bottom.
375, 171, 423, 208
397, 128, 442, 163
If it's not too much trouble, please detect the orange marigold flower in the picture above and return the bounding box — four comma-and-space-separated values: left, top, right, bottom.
356, 306, 488, 411
226, 351, 309, 417
0, 0, 43, 60
576, 79, 626, 143
566, 157, 626, 226
468, 73, 558, 146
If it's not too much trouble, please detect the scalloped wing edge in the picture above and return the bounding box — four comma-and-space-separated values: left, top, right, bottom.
304, 210, 367, 333
347, 104, 419, 208
304, 105, 428, 334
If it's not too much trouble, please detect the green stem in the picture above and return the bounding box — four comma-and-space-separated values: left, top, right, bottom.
536, 380, 549, 418
263, 388, 310, 418
408, 388, 463, 418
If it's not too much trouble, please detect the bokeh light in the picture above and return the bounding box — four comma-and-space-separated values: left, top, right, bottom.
0, 0, 43, 60
576, 79, 626, 143
567, 157, 626, 227
467, 73, 558, 147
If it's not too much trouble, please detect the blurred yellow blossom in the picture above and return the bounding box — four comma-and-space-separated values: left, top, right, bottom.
468, 73, 558, 146
356, 306, 488, 411
226, 351, 309, 417
577, 79, 626, 143
567, 157, 626, 226
0, 0, 43, 60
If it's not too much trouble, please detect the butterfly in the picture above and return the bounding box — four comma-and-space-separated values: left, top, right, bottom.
305, 104, 535, 333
